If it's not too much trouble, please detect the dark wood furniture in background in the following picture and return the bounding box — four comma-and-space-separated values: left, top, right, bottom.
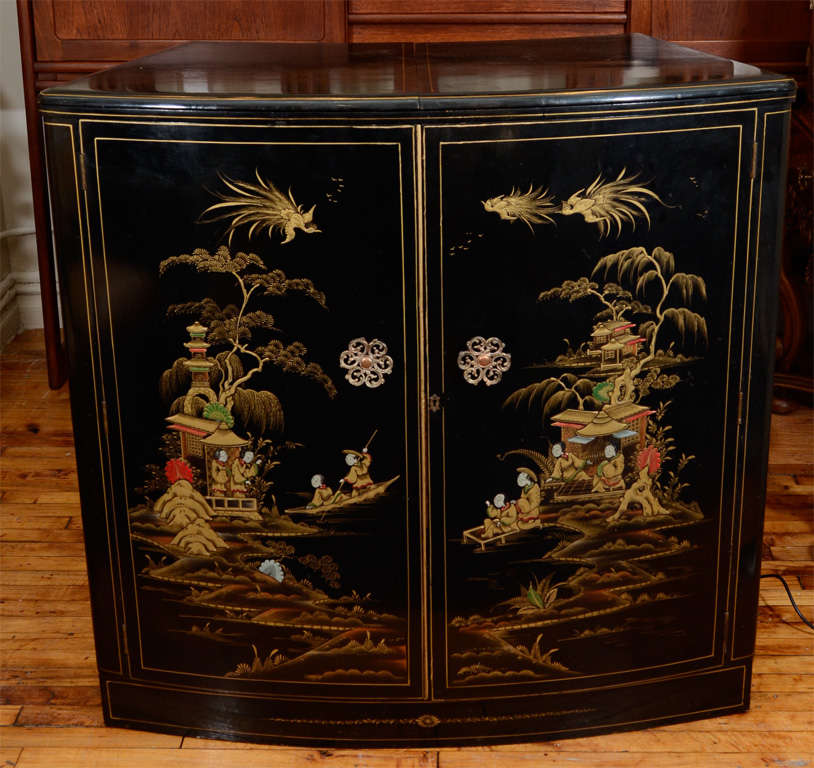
17, 0, 812, 389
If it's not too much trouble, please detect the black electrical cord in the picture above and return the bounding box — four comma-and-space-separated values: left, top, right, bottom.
760, 573, 814, 630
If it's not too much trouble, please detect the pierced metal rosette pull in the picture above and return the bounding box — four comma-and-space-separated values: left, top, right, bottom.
457, 336, 511, 386
339, 337, 394, 389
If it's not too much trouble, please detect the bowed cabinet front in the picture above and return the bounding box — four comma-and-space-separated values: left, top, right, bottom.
42, 92, 791, 746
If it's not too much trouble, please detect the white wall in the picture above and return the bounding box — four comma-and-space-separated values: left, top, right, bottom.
1, 0, 42, 349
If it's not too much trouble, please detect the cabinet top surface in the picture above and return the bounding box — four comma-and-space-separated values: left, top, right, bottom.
39, 34, 795, 112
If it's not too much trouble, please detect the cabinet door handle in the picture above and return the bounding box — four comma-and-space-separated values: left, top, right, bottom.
339, 337, 393, 388
457, 336, 511, 386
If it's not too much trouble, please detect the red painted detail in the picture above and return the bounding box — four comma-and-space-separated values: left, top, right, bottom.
168, 425, 210, 437
623, 410, 655, 422
165, 458, 194, 484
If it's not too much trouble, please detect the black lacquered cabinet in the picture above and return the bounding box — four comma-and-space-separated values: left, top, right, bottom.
40, 35, 794, 746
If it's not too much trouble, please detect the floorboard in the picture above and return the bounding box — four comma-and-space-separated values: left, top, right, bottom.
1, 330, 811, 766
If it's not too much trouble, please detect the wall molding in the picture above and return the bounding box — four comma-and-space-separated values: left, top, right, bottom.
0, 272, 22, 350
11, 269, 41, 295
0, 226, 45, 334
0, 273, 18, 314
0, 225, 36, 241
9, 268, 44, 331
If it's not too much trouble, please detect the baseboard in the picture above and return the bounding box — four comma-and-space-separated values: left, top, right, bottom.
0, 273, 22, 351
9, 269, 45, 330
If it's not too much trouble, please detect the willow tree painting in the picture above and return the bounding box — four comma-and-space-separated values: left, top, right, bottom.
533, 245, 708, 373
128, 174, 409, 686
594, 246, 707, 364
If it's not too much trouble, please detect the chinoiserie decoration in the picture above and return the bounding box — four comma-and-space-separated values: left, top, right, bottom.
339, 337, 394, 388
482, 168, 667, 239
202, 171, 320, 246
457, 336, 512, 386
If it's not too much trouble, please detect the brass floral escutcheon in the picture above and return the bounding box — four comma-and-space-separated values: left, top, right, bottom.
339, 337, 394, 388
457, 336, 511, 386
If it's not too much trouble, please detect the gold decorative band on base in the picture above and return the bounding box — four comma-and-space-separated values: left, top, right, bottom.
261, 707, 594, 727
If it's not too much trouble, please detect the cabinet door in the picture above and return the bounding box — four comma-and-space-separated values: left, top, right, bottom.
72, 118, 425, 712
425, 108, 756, 698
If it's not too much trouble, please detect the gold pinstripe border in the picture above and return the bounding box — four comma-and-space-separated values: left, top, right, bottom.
730, 108, 793, 662
41, 76, 794, 102
41, 94, 793, 124
81, 123, 423, 699
42, 121, 125, 675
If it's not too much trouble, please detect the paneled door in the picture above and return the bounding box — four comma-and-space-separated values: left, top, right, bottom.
59, 117, 425, 702
424, 107, 757, 699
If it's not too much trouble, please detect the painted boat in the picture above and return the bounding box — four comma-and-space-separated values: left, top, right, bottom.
286, 476, 401, 516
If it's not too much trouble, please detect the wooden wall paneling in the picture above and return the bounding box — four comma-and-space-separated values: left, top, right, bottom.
350, 1, 626, 12
50, 0, 327, 41
650, 0, 809, 42
627, 0, 652, 35
773, 103, 814, 410
662, 40, 809, 79
348, 0, 628, 42
32, 0, 347, 61
649, 0, 810, 79
350, 23, 627, 43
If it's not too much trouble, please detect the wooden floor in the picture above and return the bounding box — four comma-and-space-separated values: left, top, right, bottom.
0, 330, 812, 767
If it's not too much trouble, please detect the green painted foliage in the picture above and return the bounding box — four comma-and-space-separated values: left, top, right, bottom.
203, 402, 234, 428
